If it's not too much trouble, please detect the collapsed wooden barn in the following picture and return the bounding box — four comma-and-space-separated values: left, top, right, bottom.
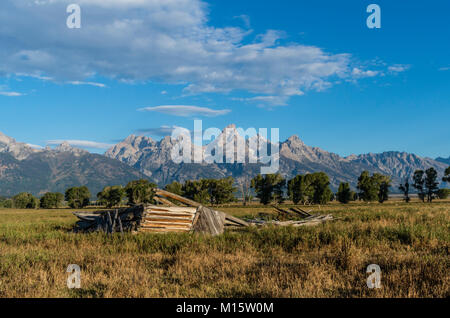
73, 189, 249, 236
73, 188, 335, 236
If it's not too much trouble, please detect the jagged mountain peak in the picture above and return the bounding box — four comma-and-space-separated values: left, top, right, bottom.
54, 142, 88, 155
0, 131, 39, 160
285, 135, 305, 147
0, 131, 16, 145
223, 123, 237, 130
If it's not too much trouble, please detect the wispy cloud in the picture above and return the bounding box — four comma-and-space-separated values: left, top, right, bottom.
351, 68, 379, 78
232, 95, 297, 107
0, 91, 23, 96
26, 143, 44, 149
67, 81, 107, 88
138, 105, 231, 117
46, 139, 113, 149
234, 14, 251, 28
438, 66, 450, 71
388, 64, 410, 74
136, 125, 184, 137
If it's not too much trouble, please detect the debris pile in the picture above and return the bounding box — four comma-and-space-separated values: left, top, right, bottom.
73, 189, 248, 235
73, 189, 335, 235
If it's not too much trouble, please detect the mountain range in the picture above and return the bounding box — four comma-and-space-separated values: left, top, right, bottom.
105, 125, 449, 190
0, 132, 147, 197
0, 127, 448, 197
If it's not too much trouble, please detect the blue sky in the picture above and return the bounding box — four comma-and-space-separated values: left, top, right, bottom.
0, 0, 449, 158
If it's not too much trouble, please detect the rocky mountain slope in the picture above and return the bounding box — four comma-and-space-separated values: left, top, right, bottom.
436, 156, 450, 165
105, 126, 448, 190
1, 127, 446, 197
0, 133, 148, 197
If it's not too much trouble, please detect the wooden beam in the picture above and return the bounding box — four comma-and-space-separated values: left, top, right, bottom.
155, 189, 202, 207
224, 214, 249, 227
154, 195, 178, 207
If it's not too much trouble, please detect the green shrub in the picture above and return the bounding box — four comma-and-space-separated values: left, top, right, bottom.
12, 192, 39, 209
437, 189, 450, 199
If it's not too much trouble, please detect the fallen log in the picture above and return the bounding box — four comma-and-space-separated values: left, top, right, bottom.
248, 214, 335, 228
289, 207, 312, 217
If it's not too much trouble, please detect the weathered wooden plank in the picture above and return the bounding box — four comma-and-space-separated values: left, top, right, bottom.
142, 218, 193, 224
192, 206, 225, 235
224, 214, 249, 227
146, 215, 193, 219
145, 206, 197, 213
291, 207, 312, 217
140, 224, 191, 230
139, 228, 190, 233
154, 196, 178, 206
144, 212, 195, 219
154, 189, 202, 207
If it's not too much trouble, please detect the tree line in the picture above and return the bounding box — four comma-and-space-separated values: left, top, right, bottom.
0, 165, 449, 209
0, 180, 157, 209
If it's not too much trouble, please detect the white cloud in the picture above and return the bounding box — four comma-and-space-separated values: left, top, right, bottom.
438, 66, 450, 71
136, 125, 183, 137
232, 95, 298, 106
139, 105, 231, 117
46, 139, 113, 149
67, 81, 107, 88
351, 68, 379, 78
388, 64, 410, 73
26, 143, 44, 149
0, 0, 403, 105
0, 91, 23, 96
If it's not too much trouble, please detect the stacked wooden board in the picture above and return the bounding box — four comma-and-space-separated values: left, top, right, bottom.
140, 206, 197, 233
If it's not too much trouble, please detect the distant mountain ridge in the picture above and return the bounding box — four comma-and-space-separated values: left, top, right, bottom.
0, 132, 148, 197
1, 128, 447, 197
436, 156, 450, 165
105, 125, 449, 190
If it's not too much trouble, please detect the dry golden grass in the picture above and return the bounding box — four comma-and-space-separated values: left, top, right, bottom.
0, 200, 448, 298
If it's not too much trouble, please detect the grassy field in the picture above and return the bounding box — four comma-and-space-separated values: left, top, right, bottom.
0, 200, 448, 298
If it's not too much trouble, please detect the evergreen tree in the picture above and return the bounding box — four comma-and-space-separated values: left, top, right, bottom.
206, 177, 236, 205
357, 171, 378, 202
398, 179, 410, 203
310, 172, 333, 204
337, 182, 352, 204
442, 166, 450, 183
412, 170, 425, 202
424, 167, 439, 202
251, 174, 286, 205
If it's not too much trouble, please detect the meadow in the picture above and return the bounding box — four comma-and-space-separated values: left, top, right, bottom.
0, 200, 448, 298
